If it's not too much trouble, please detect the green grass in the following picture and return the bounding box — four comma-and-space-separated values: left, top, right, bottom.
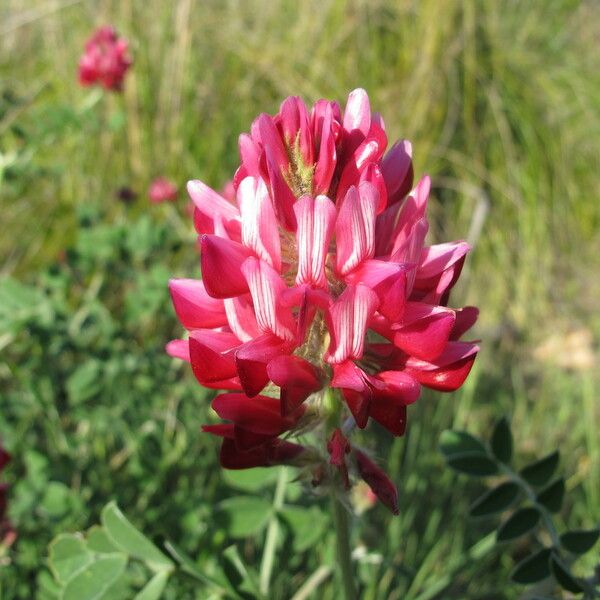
1, 1, 599, 598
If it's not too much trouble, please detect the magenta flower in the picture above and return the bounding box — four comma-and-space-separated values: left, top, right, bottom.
78, 26, 132, 92
168, 89, 479, 512
149, 177, 178, 204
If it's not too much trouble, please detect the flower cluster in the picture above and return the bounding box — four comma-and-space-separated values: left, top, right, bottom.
168, 89, 478, 512
78, 26, 132, 92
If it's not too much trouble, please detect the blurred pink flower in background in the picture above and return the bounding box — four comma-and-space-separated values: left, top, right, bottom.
149, 178, 178, 204
0, 444, 15, 550
78, 26, 132, 92
168, 89, 479, 512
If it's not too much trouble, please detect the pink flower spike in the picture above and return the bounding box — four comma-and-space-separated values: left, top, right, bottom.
238, 177, 281, 270
327, 284, 378, 364
200, 235, 253, 299
335, 184, 378, 276
267, 355, 323, 416
241, 257, 296, 341
355, 451, 399, 515
168, 279, 227, 330
78, 26, 131, 92
294, 195, 336, 288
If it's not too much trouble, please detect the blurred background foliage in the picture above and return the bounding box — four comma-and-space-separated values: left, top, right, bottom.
0, 0, 598, 598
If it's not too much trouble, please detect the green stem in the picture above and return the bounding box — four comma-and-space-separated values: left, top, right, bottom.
331, 491, 357, 600
259, 466, 287, 595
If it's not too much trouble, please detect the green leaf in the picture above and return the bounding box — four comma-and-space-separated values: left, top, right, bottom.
439, 430, 487, 457
66, 360, 102, 404
446, 452, 498, 477
62, 554, 128, 600
41, 482, 72, 519
497, 507, 541, 542
280, 506, 328, 552
221, 468, 279, 492
100, 502, 173, 572
560, 528, 600, 555
86, 526, 119, 554
549, 553, 584, 593
218, 496, 272, 538
520, 451, 559, 487
133, 571, 170, 600
491, 417, 512, 463
48, 534, 92, 585
510, 548, 552, 584
470, 481, 520, 517
536, 478, 565, 513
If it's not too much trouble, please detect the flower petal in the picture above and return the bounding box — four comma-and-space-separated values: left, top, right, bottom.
235, 334, 296, 397
241, 257, 297, 341
218, 437, 305, 470
451, 306, 479, 340
343, 88, 371, 142
355, 451, 399, 515
224, 295, 262, 342
200, 235, 253, 298
294, 194, 336, 288
168, 278, 227, 329
165, 339, 190, 362
313, 103, 337, 195
404, 342, 479, 391
326, 284, 379, 364
335, 183, 378, 276
187, 180, 240, 231
212, 393, 295, 436
238, 176, 281, 270
189, 329, 240, 384
381, 140, 413, 205
267, 355, 323, 415
391, 302, 456, 361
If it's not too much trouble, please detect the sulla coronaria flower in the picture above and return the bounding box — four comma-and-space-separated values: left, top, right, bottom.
168, 89, 479, 512
78, 26, 132, 92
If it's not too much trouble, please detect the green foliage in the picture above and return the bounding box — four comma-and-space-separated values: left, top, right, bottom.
441, 419, 600, 597
45, 503, 172, 600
